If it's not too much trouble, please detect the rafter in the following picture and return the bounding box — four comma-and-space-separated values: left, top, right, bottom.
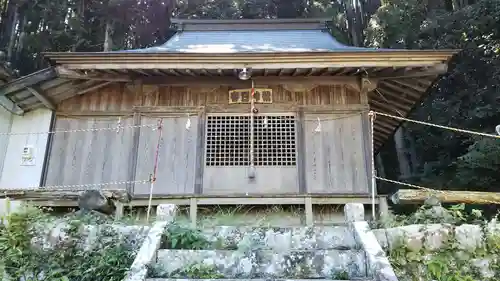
56, 66, 132, 82
0, 67, 56, 95
390, 79, 428, 93
374, 64, 447, 79
25, 86, 55, 110
373, 86, 416, 105
379, 80, 422, 99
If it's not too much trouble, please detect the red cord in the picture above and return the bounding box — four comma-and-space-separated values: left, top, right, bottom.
151, 118, 163, 183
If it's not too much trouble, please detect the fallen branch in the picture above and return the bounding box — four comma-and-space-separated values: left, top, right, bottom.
0, 189, 131, 203
391, 189, 500, 205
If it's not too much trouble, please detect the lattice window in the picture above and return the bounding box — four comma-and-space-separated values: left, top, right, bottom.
205, 115, 297, 167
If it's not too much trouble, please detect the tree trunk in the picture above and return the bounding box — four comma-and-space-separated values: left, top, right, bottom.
375, 153, 386, 178
344, 0, 359, 46
394, 127, 412, 179
103, 20, 113, 51
407, 131, 419, 174
72, 0, 84, 52
6, 4, 19, 61
15, 7, 27, 62
392, 189, 500, 205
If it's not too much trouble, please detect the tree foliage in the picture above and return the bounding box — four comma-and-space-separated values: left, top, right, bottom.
369, 0, 500, 206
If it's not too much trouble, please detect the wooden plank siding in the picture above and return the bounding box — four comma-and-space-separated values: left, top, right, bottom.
57, 84, 362, 111
47, 81, 369, 196
303, 113, 369, 194
134, 116, 198, 196
44, 117, 134, 189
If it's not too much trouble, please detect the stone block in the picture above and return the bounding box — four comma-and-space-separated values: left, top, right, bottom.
156, 204, 178, 221
344, 203, 364, 222
151, 249, 367, 279
351, 221, 398, 281
201, 226, 357, 251
372, 229, 389, 249
455, 224, 483, 251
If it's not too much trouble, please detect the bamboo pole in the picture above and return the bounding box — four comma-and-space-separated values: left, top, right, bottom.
391, 189, 500, 205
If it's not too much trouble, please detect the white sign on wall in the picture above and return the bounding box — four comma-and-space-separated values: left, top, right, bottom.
21, 145, 35, 166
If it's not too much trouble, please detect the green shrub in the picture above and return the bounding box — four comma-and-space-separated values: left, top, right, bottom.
0, 207, 135, 281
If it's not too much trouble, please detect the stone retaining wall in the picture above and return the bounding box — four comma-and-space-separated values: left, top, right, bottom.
372, 220, 500, 251
31, 220, 150, 251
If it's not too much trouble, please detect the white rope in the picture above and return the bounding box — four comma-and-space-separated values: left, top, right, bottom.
35, 179, 150, 190
374, 111, 500, 139
370, 109, 500, 205
0, 123, 158, 136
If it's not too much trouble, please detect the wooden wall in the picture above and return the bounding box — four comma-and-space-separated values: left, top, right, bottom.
57, 83, 362, 111
46, 81, 370, 196
44, 117, 135, 189
134, 116, 199, 195
303, 113, 369, 194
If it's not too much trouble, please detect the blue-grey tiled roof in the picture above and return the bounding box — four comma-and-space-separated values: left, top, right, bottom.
120, 30, 382, 53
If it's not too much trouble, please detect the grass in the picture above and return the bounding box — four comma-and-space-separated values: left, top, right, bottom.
170, 204, 348, 227
2, 202, 350, 228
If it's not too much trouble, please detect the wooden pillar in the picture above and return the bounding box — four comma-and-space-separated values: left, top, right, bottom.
190, 198, 197, 228
360, 78, 377, 105
127, 80, 143, 196
297, 108, 307, 194
194, 108, 206, 195
305, 197, 313, 226
114, 201, 124, 221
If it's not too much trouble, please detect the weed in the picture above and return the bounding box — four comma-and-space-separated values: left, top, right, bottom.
161, 222, 210, 249
0, 206, 135, 281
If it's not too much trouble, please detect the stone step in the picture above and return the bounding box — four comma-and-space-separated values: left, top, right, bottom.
149, 249, 368, 279
184, 226, 357, 251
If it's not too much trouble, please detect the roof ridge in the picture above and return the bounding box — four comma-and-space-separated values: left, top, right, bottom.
172, 18, 331, 32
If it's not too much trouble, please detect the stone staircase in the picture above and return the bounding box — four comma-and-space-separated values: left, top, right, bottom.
125, 204, 398, 281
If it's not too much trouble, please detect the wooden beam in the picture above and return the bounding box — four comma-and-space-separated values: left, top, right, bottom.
360, 77, 378, 105
369, 99, 409, 116
375, 64, 447, 79
44, 51, 457, 62
372, 86, 416, 105
380, 81, 423, 99
52, 80, 113, 100
140, 75, 359, 86
0, 67, 57, 95
0, 96, 23, 115
25, 86, 55, 110
370, 89, 413, 112
61, 60, 451, 71
373, 124, 393, 135
74, 81, 113, 96
390, 79, 428, 93
391, 189, 500, 205
56, 66, 132, 82
376, 119, 398, 131
0, 189, 131, 203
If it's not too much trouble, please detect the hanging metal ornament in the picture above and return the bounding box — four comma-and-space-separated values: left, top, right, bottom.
314, 117, 322, 133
